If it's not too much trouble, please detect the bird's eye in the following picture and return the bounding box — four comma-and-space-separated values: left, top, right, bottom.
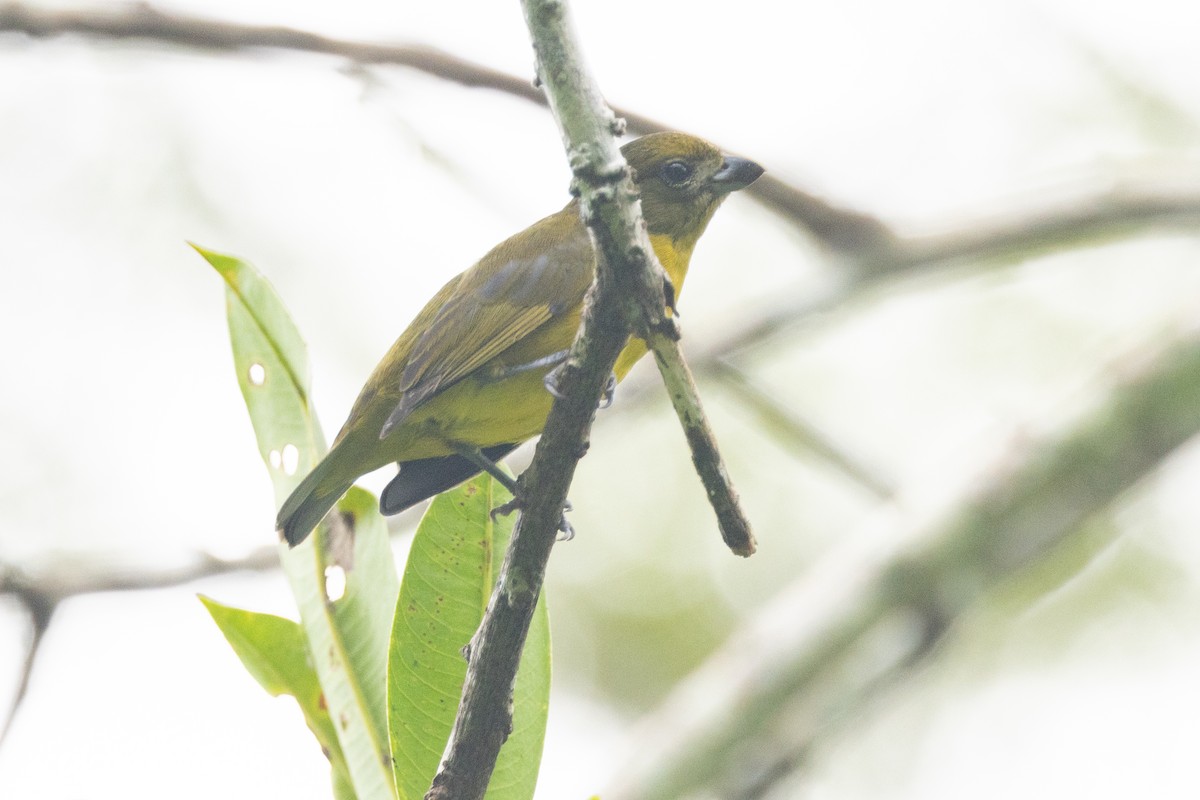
660, 160, 693, 186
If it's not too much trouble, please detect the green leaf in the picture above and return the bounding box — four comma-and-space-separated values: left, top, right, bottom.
196, 243, 400, 800
198, 243, 323, 487
199, 596, 352, 793
387, 474, 551, 800
331, 486, 401, 729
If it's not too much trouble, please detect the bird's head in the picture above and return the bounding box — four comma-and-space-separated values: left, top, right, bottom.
622, 132, 764, 247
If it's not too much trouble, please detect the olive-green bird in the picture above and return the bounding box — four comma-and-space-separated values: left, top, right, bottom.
277, 132, 763, 545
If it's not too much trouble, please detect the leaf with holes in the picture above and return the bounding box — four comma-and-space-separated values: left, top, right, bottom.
387, 474, 551, 800
197, 244, 400, 800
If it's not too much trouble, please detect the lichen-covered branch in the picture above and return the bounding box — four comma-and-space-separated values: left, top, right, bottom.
424, 0, 687, 796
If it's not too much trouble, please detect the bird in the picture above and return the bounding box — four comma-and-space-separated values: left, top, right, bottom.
277, 131, 763, 546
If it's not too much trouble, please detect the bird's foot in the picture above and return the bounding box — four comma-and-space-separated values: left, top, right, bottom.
542, 365, 566, 400
490, 496, 523, 520
486, 349, 569, 384
598, 372, 617, 410
543, 366, 618, 410
556, 514, 575, 541
490, 495, 575, 541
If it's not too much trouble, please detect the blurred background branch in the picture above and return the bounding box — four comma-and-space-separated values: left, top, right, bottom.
686, 176, 1200, 371
0, 1, 899, 251
606, 313, 1200, 798
0, 546, 277, 746
4, 3, 1198, 269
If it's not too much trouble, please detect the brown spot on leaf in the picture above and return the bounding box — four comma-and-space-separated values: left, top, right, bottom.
324, 509, 357, 572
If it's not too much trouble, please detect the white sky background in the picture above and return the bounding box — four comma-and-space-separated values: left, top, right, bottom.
2, 0, 1200, 798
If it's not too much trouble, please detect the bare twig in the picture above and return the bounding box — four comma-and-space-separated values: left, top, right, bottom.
606, 317, 1200, 800
4, 4, 1198, 291
648, 333, 755, 556
9, 4, 1200, 497
0, 2, 888, 254
0, 2, 542, 99
0, 547, 279, 601
0, 547, 277, 748
0, 569, 54, 749
702, 179, 1200, 365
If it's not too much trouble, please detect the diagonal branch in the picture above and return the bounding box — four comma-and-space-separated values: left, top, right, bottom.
0, 547, 279, 601
8, 4, 1199, 374
4, 4, 1198, 288
0, 546, 278, 751
0, 569, 55, 749
699, 178, 1200, 366
605, 315, 1200, 800
426, 0, 753, 796
647, 333, 755, 555
0, 2, 888, 254
0, 3, 545, 101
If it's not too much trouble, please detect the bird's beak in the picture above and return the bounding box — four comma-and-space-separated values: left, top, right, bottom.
711, 155, 765, 192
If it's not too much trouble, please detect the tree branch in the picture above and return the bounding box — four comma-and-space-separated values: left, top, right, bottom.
0, 547, 279, 602
425, 0, 753, 795
0, 547, 278, 749
0, 568, 54, 749
0, 2, 544, 101
0, 2, 887, 254
605, 315, 1200, 800
698, 178, 1200, 366
8, 4, 1199, 372
5, 3, 1198, 277
648, 333, 755, 555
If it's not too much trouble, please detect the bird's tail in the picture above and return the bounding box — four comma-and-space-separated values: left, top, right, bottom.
276, 455, 355, 547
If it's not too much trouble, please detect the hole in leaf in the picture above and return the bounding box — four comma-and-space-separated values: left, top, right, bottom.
282, 444, 299, 476
268, 450, 282, 469
324, 565, 346, 601
248, 362, 266, 385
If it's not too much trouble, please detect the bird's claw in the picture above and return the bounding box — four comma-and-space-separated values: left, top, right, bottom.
490, 495, 575, 541
556, 514, 575, 541
490, 497, 523, 520
544, 364, 616, 410
543, 366, 567, 400
598, 372, 617, 410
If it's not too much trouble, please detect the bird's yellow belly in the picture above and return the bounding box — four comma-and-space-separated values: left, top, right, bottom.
397, 369, 557, 458
388, 335, 648, 462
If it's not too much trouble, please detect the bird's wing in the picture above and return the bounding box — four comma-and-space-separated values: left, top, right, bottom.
384, 211, 594, 433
